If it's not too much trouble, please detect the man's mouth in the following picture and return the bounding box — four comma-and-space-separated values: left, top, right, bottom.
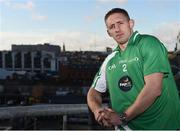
116, 33, 124, 38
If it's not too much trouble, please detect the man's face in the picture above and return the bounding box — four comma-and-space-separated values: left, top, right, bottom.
105, 13, 134, 45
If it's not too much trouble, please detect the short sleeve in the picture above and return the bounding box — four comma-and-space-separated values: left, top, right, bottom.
91, 61, 107, 93
140, 36, 169, 76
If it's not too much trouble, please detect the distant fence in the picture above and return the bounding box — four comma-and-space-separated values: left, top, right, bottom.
0, 104, 90, 130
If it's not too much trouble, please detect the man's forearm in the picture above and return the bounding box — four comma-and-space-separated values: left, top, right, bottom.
125, 73, 163, 121
87, 88, 103, 113
125, 85, 161, 121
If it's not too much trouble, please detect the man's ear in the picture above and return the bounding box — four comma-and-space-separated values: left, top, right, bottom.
107, 30, 112, 37
129, 19, 134, 29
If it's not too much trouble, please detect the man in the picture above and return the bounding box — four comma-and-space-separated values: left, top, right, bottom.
87, 8, 180, 130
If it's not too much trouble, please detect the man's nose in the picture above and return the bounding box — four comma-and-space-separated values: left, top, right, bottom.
114, 25, 120, 32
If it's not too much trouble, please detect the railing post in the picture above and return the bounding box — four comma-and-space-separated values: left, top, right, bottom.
33, 117, 37, 130
63, 115, 67, 130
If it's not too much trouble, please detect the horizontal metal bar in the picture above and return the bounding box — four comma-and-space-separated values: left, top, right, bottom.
0, 104, 89, 119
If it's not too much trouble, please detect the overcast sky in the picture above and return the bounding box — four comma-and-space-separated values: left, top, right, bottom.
0, 0, 180, 51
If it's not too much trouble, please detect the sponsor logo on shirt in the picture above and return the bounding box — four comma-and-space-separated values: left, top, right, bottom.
118, 76, 133, 92
119, 57, 139, 64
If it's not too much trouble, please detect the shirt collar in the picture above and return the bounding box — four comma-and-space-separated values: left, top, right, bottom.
113, 31, 139, 52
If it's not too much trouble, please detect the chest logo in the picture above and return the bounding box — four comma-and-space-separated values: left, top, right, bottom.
118, 76, 133, 92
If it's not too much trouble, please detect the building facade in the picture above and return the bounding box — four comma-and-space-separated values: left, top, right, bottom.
177, 31, 180, 51
0, 44, 61, 76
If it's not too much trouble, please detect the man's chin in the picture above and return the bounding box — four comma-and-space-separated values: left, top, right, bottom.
117, 40, 127, 45
115, 38, 125, 43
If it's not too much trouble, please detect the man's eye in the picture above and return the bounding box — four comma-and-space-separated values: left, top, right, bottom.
109, 25, 114, 29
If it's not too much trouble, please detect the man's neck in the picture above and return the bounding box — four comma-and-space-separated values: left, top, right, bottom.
119, 30, 134, 51
119, 42, 128, 51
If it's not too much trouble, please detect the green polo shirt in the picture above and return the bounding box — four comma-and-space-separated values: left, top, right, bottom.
91, 31, 180, 129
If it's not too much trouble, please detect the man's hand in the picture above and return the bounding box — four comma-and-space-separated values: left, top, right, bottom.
94, 108, 104, 123
93, 108, 111, 127
104, 108, 122, 126
94, 107, 123, 127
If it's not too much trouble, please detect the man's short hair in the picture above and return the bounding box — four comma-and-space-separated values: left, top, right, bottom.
104, 8, 130, 21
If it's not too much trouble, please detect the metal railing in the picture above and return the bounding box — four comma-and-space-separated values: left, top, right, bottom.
0, 104, 89, 130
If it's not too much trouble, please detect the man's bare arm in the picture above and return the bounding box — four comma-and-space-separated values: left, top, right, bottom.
87, 88, 104, 121
125, 73, 163, 121
87, 88, 115, 127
